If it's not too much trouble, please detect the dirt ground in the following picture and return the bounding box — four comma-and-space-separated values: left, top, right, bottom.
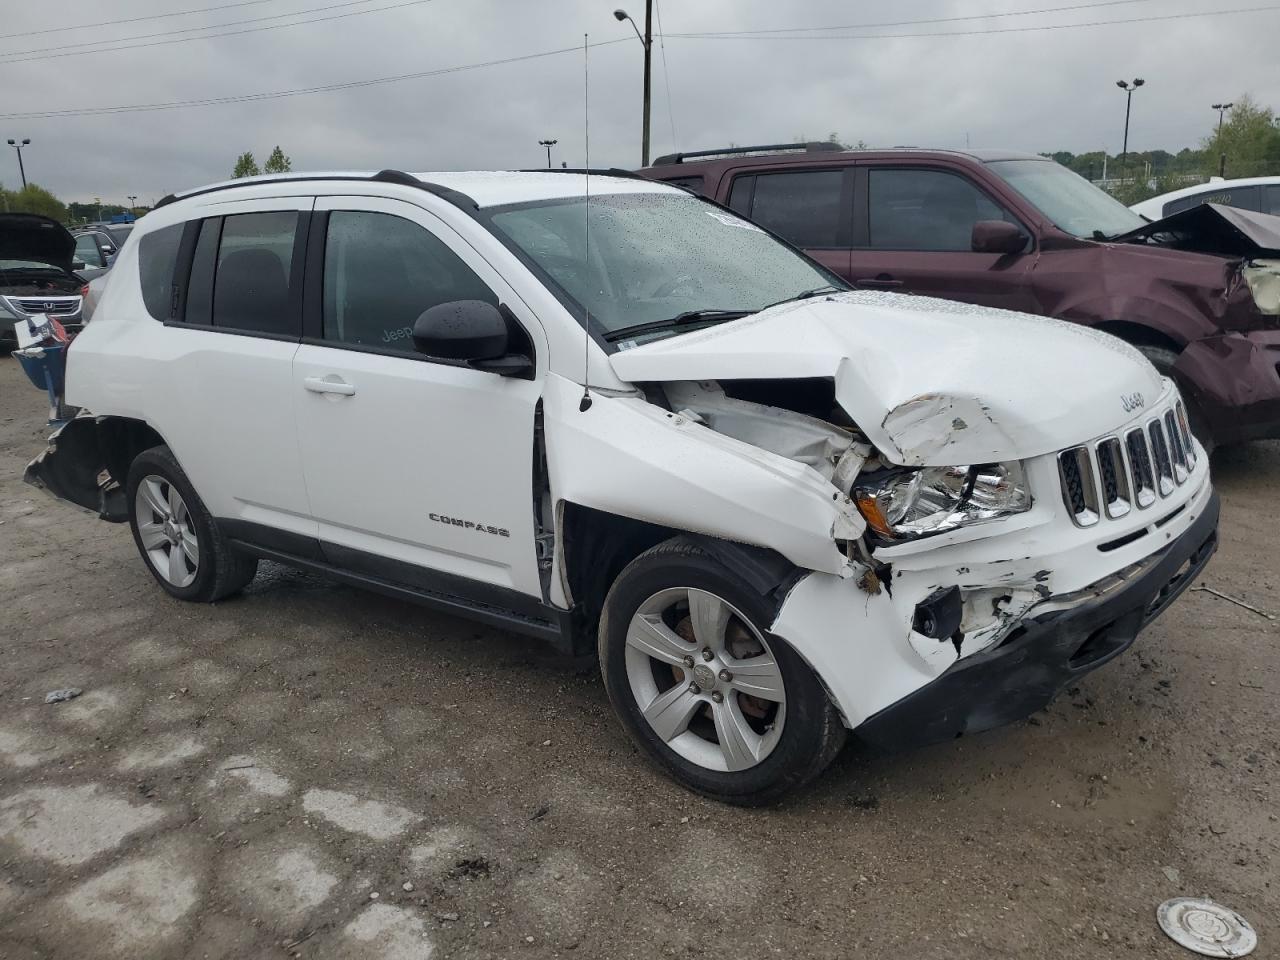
0, 358, 1276, 960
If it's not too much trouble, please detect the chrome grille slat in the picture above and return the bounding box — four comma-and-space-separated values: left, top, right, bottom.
1059, 394, 1198, 527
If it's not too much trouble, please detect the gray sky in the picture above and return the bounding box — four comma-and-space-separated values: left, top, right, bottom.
3, 0, 1277, 205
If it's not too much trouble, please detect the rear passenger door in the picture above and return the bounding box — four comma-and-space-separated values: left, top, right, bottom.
292, 196, 548, 601
725, 168, 852, 279
158, 198, 316, 547
850, 165, 1038, 312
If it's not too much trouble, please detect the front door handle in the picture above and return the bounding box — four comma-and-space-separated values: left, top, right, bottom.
303, 376, 356, 396
855, 276, 904, 289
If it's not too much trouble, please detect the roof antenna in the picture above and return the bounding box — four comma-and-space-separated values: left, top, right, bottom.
578, 32, 593, 413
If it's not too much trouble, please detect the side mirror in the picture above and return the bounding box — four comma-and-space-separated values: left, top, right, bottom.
71, 259, 87, 271
412, 300, 533, 377
971, 220, 1028, 255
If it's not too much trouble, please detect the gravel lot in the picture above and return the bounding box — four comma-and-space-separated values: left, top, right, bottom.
0, 357, 1276, 959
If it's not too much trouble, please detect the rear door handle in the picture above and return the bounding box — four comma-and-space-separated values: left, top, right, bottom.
303, 376, 356, 396
855, 276, 904, 289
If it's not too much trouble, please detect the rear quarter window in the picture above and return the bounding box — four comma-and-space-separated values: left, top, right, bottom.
661, 175, 705, 195
1164, 185, 1262, 217
137, 223, 184, 321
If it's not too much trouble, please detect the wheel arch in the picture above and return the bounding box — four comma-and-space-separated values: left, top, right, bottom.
23, 414, 167, 522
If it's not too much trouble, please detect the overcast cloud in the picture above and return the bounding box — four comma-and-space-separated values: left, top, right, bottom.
2, 0, 1277, 204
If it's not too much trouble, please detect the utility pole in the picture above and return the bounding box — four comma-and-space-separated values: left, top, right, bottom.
1212, 102, 1234, 138
6, 138, 30, 189
1115, 78, 1144, 183
537, 139, 557, 169
614, 5, 653, 166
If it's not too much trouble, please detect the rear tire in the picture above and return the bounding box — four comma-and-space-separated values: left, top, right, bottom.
1135, 344, 1216, 456
126, 445, 257, 602
599, 537, 846, 806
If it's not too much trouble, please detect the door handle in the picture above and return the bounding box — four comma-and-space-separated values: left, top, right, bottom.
855, 276, 904, 289
303, 376, 356, 396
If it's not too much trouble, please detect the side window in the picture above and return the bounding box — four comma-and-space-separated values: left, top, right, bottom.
74, 234, 104, 268
663, 175, 704, 194
747, 170, 844, 248
1165, 185, 1261, 216
868, 168, 1012, 251
1265, 185, 1280, 216
137, 223, 185, 322
321, 211, 497, 350
727, 175, 753, 215
207, 212, 299, 334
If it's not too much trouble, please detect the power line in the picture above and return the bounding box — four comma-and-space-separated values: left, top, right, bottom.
0, 0, 434, 64
668, 4, 1280, 41
669, 0, 1153, 37
0, 40, 629, 121
654, 0, 678, 152
0, 0, 284, 41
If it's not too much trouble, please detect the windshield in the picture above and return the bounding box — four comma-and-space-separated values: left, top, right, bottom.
988, 159, 1146, 239
487, 192, 842, 343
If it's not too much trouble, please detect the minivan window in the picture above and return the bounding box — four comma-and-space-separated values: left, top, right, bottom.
321, 211, 496, 349
137, 223, 184, 322
211, 211, 298, 334
745, 170, 845, 248
1164, 185, 1262, 217
868, 169, 1011, 251
488, 192, 841, 343
988, 158, 1144, 239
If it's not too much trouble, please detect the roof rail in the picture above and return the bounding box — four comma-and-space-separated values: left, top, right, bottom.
516, 167, 649, 181
153, 169, 478, 211
651, 141, 845, 166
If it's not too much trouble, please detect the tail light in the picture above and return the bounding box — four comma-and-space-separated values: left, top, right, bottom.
80, 284, 90, 298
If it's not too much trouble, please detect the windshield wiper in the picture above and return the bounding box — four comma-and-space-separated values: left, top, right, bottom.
603, 309, 749, 343
761, 284, 843, 310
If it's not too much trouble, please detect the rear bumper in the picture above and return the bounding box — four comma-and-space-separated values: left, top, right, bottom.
1176, 330, 1280, 444
855, 490, 1219, 752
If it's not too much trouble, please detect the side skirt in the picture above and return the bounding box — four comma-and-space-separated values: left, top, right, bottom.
219, 520, 577, 652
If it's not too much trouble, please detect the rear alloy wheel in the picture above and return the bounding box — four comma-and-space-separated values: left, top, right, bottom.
126, 445, 258, 602
600, 537, 846, 805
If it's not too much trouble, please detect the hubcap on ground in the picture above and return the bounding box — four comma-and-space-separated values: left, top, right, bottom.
135, 475, 199, 588
624, 587, 786, 773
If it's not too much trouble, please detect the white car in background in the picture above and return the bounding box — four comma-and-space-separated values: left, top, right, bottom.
1131, 175, 1280, 221
25, 170, 1217, 803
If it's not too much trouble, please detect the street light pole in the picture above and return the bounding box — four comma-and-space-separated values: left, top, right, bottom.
6, 138, 30, 189
1211, 102, 1234, 138
537, 139, 558, 169
1115, 78, 1145, 183
614, 4, 653, 167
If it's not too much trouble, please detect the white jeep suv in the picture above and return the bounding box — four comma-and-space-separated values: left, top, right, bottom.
26, 169, 1218, 804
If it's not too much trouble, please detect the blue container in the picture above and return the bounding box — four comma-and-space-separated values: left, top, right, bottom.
16, 344, 67, 395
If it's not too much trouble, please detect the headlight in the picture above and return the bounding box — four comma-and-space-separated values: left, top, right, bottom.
1243, 259, 1280, 315
854, 462, 1031, 541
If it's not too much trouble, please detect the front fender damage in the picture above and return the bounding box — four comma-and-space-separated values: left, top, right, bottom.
23, 415, 129, 521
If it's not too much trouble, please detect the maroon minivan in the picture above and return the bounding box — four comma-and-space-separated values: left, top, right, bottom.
640, 144, 1280, 450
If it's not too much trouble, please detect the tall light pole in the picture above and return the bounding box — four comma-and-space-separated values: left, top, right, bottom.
1211, 102, 1234, 137
537, 139, 557, 169
1115, 78, 1145, 183
614, 5, 653, 167
128, 195, 138, 211
6, 138, 30, 189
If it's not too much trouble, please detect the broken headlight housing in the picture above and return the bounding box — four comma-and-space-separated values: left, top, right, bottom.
854, 462, 1031, 542
1243, 260, 1280, 316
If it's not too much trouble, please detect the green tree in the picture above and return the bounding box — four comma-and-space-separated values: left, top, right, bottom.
0, 182, 68, 221
263, 145, 292, 174
232, 151, 260, 178
1201, 95, 1280, 178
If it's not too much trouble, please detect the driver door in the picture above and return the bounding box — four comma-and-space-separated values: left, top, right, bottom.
292, 196, 548, 599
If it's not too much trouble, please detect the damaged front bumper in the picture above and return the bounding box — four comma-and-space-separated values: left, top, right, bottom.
853, 490, 1217, 750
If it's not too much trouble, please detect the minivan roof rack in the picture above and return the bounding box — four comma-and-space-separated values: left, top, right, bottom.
153, 169, 478, 211
652, 141, 846, 166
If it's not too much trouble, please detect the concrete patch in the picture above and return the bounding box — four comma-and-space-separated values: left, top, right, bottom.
0, 784, 169, 866
49, 687, 134, 728
45, 838, 201, 958
406, 825, 483, 875
217, 755, 293, 797
334, 903, 433, 960
223, 837, 341, 927
0, 721, 73, 768
301, 789, 420, 841
116, 733, 207, 771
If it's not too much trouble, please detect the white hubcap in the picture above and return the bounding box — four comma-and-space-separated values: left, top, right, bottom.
135, 475, 199, 588
624, 587, 786, 773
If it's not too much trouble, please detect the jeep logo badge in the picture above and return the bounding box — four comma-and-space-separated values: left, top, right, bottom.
1121, 392, 1145, 413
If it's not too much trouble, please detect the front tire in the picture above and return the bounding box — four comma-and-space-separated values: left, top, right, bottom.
1135, 344, 1216, 455
126, 445, 257, 602
599, 537, 846, 806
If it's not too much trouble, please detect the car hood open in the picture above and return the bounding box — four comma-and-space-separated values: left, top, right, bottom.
0, 213, 76, 272
1113, 202, 1280, 258
608, 292, 1162, 467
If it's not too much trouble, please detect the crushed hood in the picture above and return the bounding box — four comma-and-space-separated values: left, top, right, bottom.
1114, 202, 1280, 258
609, 292, 1162, 466
0, 213, 76, 273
